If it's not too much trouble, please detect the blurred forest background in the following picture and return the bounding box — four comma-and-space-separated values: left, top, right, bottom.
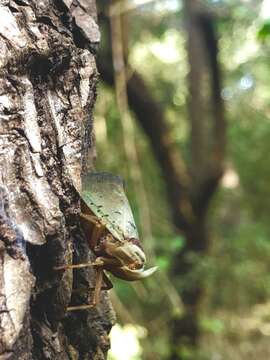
94, 0, 270, 359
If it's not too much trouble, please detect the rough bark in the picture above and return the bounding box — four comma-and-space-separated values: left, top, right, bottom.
0, 1, 115, 359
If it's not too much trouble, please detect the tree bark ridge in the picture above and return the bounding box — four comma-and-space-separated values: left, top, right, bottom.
0, 1, 115, 359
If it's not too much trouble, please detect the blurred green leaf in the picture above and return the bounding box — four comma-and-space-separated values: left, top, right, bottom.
200, 317, 225, 335
258, 20, 270, 41
156, 256, 170, 270
169, 235, 185, 251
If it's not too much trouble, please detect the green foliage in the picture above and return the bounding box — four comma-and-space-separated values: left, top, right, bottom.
258, 19, 270, 40
200, 317, 225, 335
96, 0, 270, 359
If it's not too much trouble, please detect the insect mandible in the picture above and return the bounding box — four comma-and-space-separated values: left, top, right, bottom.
55, 172, 157, 311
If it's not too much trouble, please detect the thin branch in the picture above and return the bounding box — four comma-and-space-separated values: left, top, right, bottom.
109, 1, 154, 254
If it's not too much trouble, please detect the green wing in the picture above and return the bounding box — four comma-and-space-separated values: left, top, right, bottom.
80, 172, 139, 242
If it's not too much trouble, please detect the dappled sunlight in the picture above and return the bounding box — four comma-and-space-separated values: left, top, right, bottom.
130, 29, 187, 75
221, 168, 240, 189
260, 0, 270, 19
109, 324, 147, 360
147, 30, 183, 64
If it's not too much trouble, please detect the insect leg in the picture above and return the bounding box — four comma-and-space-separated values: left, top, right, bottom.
80, 212, 106, 249
80, 212, 99, 224
92, 267, 104, 306
67, 304, 95, 311
90, 223, 104, 248
54, 258, 104, 271
66, 267, 104, 311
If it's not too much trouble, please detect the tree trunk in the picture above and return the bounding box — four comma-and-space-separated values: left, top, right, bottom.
169, 2, 225, 358
169, 219, 208, 359
0, 1, 114, 359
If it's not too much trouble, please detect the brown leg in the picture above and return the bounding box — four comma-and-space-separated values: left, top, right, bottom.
90, 223, 104, 249
66, 264, 116, 311
53, 258, 104, 271
93, 267, 104, 305
67, 303, 95, 311
73, 272, 113, 292
80, 211, 106, 249
54, 212, 104, 271
80, 212, 99, 224
67, 267, 104, 311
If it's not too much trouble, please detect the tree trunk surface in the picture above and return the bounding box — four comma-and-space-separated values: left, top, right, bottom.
0, 1, 115, 359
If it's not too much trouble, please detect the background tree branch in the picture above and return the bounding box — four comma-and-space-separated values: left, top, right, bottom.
97, 2, 225, 358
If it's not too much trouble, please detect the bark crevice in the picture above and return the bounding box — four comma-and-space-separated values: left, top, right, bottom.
0, 1, 114, 359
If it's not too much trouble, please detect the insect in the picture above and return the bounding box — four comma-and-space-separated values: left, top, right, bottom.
55, 172, 157, 311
